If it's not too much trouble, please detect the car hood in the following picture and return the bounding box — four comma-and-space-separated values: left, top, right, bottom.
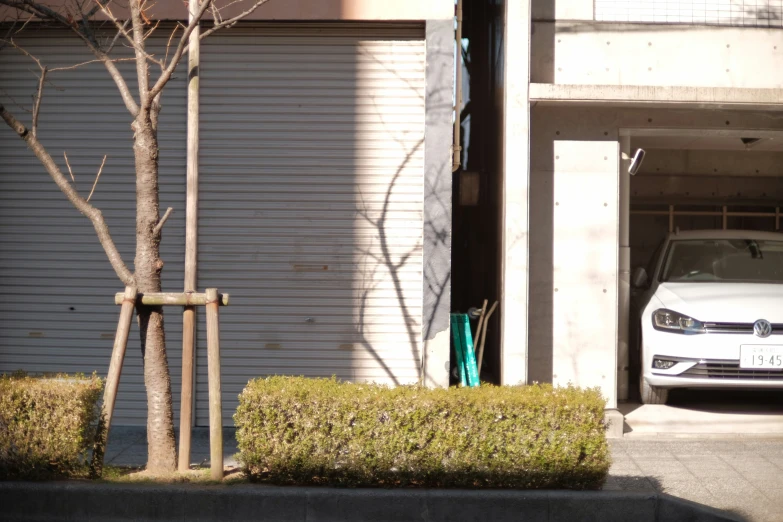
654, 283, 783, 323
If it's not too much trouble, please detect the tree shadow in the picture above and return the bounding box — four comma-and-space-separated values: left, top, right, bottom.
354, 136, 425, 386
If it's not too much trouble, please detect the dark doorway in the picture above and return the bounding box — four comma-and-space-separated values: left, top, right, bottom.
450, 0, 503, 384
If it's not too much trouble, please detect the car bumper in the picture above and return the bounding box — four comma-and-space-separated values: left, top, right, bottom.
642, 326, 783, 389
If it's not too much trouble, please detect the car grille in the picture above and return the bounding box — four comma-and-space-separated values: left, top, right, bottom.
681, 360, 783, 380
703, 322, 783, 335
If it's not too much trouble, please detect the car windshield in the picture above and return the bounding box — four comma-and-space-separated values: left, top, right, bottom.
661, 238, 783, 284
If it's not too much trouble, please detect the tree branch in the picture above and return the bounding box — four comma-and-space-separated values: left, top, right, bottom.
89, 1, 162, 67
146, 0, 213, 104
1, 104, 134, 285
90, 0, 135, 49
63, 151, 75, 182
87, 154, 106, 202
0, 0, 141, 116
129, 0, 150, 107
199, 0, 272, 40
30, 65, 45, 137
107, 19, 130, 54
152, 207, 173, 235
48, 56, 136, 72
147, 0, 273, 106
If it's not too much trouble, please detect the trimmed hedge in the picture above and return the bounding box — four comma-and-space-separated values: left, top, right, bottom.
235, 377, 609, 489
0, 372, 103, 480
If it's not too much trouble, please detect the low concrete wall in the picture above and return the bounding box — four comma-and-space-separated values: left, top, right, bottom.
0, 482, 739, 521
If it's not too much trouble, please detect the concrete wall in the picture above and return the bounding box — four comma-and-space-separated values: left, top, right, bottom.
532, 0, 592, 21
531, 22, 783, 88
595, 0, 783, 26
533, 0, 783, 26
500, 0, 531, 385
527, 106, 783, 402
422, 19, 456, 388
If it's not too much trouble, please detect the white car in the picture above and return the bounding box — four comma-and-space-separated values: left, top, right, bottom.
633, 229, 783, 404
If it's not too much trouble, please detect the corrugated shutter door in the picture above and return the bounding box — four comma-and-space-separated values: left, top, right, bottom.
198, 25, 426, 425
0, 32, 186, 425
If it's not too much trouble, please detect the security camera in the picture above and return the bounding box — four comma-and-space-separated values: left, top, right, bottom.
628, 148, 646, 176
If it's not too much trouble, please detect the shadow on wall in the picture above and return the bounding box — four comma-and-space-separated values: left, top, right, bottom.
353, 26, 453, 387
196, 25, 451, 426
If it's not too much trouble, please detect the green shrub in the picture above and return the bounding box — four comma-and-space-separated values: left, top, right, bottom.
0, 372, 103, 480
235, 377, 609, 489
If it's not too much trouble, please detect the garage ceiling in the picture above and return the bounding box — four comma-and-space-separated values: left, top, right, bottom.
632, 135, 783, 152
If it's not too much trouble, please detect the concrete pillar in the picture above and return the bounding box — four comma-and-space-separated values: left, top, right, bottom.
618, 135, 631, 401
551, 141, 619, 409
500, 0, 532, 386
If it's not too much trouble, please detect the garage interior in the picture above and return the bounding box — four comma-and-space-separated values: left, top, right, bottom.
624, 128, 783, 434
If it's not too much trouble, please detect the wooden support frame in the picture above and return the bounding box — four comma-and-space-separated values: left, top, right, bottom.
93, 288, 227, 479
114, 292, 229, 306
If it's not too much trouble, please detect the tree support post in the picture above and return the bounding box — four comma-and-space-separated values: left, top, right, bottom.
180, 0, 201, 473
205, 288, 223, 480
91, 285, 136, 477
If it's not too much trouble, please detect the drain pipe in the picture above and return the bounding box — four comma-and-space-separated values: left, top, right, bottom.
452, 0, 463, 173
617, 135, 631, 401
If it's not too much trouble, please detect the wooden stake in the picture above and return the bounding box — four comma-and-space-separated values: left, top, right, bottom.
473, 299, 488, 356
476, 301, 498, 375
91, 285, 136, 477
178, 306, 195, 472
179, 0, 201, 474
205, 288, 223, 480
114, 292, 229, 306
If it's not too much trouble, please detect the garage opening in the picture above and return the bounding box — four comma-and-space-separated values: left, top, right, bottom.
623, 129, 783, 433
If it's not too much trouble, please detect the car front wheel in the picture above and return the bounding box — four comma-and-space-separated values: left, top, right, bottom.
639, 373, 668, 405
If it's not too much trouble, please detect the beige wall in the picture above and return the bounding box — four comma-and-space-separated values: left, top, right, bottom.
532, 22, 783, 89
0, 0, 453, 21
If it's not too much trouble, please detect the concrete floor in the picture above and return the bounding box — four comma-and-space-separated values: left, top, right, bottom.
621, 389, 783, 437
106, 425, 783, 522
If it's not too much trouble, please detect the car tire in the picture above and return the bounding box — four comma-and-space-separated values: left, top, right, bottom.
639, 373, 668, 405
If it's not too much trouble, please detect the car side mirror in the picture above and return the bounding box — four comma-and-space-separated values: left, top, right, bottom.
632, 267, 648, 288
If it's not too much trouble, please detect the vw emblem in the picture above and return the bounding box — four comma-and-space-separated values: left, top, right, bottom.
753, 319, 772, 338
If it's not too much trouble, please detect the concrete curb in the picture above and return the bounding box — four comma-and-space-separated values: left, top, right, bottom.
0, 482, 741, 522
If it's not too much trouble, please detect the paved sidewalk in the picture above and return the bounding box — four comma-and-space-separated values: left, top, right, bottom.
608, 438, 783, 522
108, 428, 783, 522
106, 427, 239, 468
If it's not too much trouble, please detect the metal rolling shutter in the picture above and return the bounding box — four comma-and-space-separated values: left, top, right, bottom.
197, 24, 426, 425
0, 32, 186, 425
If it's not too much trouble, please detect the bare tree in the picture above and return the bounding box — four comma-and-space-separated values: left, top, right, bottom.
0, 0, 270, 474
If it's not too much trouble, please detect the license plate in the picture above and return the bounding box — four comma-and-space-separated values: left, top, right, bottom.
740, 345, 783, 369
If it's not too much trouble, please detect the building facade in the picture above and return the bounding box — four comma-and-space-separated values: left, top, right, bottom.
2, 0, 782, 427
0, 0, 454, 425
500, 0, 783, 412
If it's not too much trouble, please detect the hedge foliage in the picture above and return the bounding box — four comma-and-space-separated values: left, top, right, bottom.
0, 372, 103, 480
235, 377, 609, 489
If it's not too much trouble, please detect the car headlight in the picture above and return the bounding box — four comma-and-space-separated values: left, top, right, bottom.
652, 309, 705, 334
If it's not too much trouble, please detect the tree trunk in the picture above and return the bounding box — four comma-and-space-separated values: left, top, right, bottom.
132, 110, 177, 473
